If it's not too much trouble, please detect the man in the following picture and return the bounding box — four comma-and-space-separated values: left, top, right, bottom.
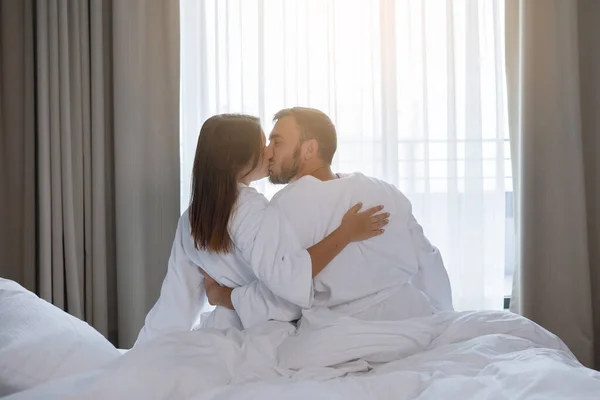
205, 107, 453, 327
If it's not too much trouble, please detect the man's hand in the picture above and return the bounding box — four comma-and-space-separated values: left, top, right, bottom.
201, 270, 234, 310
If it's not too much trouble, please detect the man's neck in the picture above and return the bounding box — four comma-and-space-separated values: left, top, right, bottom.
304, 165, 337, 182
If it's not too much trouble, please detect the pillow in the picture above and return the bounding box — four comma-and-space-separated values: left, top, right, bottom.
0, 278, 121, 396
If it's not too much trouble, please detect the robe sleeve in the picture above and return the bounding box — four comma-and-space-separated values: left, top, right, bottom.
230, 280, 302, 328
247, 203, 314, 309
134, 215, 206, 346
228, 186, 308, 323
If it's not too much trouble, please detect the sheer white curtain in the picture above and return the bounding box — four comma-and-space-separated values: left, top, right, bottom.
180, 0, 512, 310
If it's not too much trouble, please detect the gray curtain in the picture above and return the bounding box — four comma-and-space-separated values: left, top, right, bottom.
0, 0, 36, 292
506, 0, 600, 369
0, 0, 180, 348
112, 1, 180, 347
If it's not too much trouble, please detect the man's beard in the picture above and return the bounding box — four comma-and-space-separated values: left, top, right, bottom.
269, 145, 301, 185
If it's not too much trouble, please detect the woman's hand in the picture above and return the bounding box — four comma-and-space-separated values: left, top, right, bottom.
340, 202, 389, 242
305, 202, 389, 278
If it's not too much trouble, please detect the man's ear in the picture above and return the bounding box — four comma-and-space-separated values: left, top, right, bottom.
303, 139, 319, 160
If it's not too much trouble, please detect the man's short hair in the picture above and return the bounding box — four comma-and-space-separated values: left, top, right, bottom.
273, 107, 337, 165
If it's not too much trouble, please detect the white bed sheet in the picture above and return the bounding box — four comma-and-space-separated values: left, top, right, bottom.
6, 310, 600, 400
0, 279, 121, 396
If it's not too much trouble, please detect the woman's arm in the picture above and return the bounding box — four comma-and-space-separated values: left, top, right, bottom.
134, 216, 206, 346
306, 203, 389, 277
247, 198, 390, 308
208, 202, 389, 315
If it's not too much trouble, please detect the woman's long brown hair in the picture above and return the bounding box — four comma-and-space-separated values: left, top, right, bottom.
189, 114, 262, 253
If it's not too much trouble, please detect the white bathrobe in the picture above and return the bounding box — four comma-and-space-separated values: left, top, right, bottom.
243, 172, 453, 327
136, 173, 452, 345
135, 184, 305, 346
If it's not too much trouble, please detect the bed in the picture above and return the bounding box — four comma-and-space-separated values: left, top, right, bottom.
1, 278, 599, 399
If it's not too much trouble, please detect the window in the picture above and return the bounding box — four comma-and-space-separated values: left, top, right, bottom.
180, 0, 513, 310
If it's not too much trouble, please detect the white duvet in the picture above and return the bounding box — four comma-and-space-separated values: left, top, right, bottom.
7, 310, 600, 400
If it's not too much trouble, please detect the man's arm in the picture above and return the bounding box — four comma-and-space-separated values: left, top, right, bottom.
203, 274, 301, 328
408, 214, 454, 311
209, 186, 306, 326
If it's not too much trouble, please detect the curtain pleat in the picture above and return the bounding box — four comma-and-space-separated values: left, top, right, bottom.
0, 0, 37, 293
506, 0, 599, 368
1, 0, 180, 348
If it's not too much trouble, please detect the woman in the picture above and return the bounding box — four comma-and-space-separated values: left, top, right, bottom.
135, 114, 388, 345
